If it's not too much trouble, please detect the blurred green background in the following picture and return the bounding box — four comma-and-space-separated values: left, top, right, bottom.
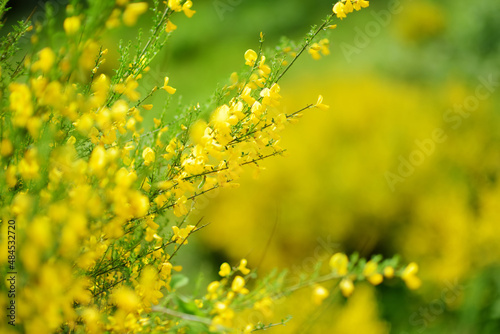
8, 0, 500, 332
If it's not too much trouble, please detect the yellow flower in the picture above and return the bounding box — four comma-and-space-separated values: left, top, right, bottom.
238, 259, 250, 275
258, 56, 271, 77
171, 224, 195, 244
319, 38, 330, 56
189, 120, 208, 146
112, 287, 140, 312
402, 262, 422, 290
173, 196, 189, 217
260, 83, 281, 107
244, 49, 257, 66
89, 145, 107, 173
315, 94, 330, 111
241, 86, 256, 106
0, 138, 13, 156
19, 148, 40, 180
168, 0, 182, 11
142, 147, 155, 166
353, 0, 370, 11
339, 277, 354, 297
122, 2, 148, 27
138, 266, 164, 306
106, 8, 121, 29
219, 263, 231, 277
6, 165, 17, 188
384, 266, 395, 279
333, 2, 346, 20
344, 0, 354, 13
329, 252, 349, 275
182, 1, 196, 18
9, 83, 33, 128
308, 43, 322, 60
63, 16, 81, 35
253, 297, 274, 318
165, 20, 177, 33
243, 324, 254, 333
231, 276, 249, 294
162, 77, 176, 94
363, 260, 383, 285
312, 284, 330, 305
31, 47, 56, 73
207, 281, 220, 297
114, 75, 140, 101
363, 261, 377, 276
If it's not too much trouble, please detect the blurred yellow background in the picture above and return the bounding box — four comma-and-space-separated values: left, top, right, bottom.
180, 0, 500, 332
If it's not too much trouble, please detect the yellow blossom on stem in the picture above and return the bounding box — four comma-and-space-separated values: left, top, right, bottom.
142, 147, 155, 166
339, 277, 354, 297
319, 38, 330, 55
0, 138, 13, 156
171, 224, 195, 244
384, 266, 395, 279
363, 261, 383, 286
168, 0, 182, 11
64, 16, 81, 35
258, 56, 271, 77
165, 20, 177, 33
106, 8, 121, 29
353, 0, 370, 11
238, 259, 250, 275
231, 276, 249, 294
89, 145, 107, 173
312, 284, 330, 305
402, 262, 422, 290
173, 196, 189, 217
6, 165, 17, 188
329, 252, 349, 275
344, 0, 354, 14
219, 263, 231, 277
114, 76, 140, 101
31, 47, 56, 73
162, 77, 176, 94
244, 49, 257, 66
9, 83, 33, 128
182, 1, 196, 18
315, 94, 330, 110
123, 2, 148, 27
308, 43, 322, 60
309, 39, 330, 60
18, 148, 40, 180
333, 2, 346, 19
112, 287, 140, 312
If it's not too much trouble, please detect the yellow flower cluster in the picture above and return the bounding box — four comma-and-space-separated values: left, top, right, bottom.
0, 0, 333, 330
309, 38, 330, 60
0, 2, 202, 333
0, 0, 414, 333
327, 253, 420, 300
203, 259, 253, 331
333, 0, 370, 20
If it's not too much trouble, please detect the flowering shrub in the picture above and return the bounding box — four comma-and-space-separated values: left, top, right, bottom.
0, 1, 419, 333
